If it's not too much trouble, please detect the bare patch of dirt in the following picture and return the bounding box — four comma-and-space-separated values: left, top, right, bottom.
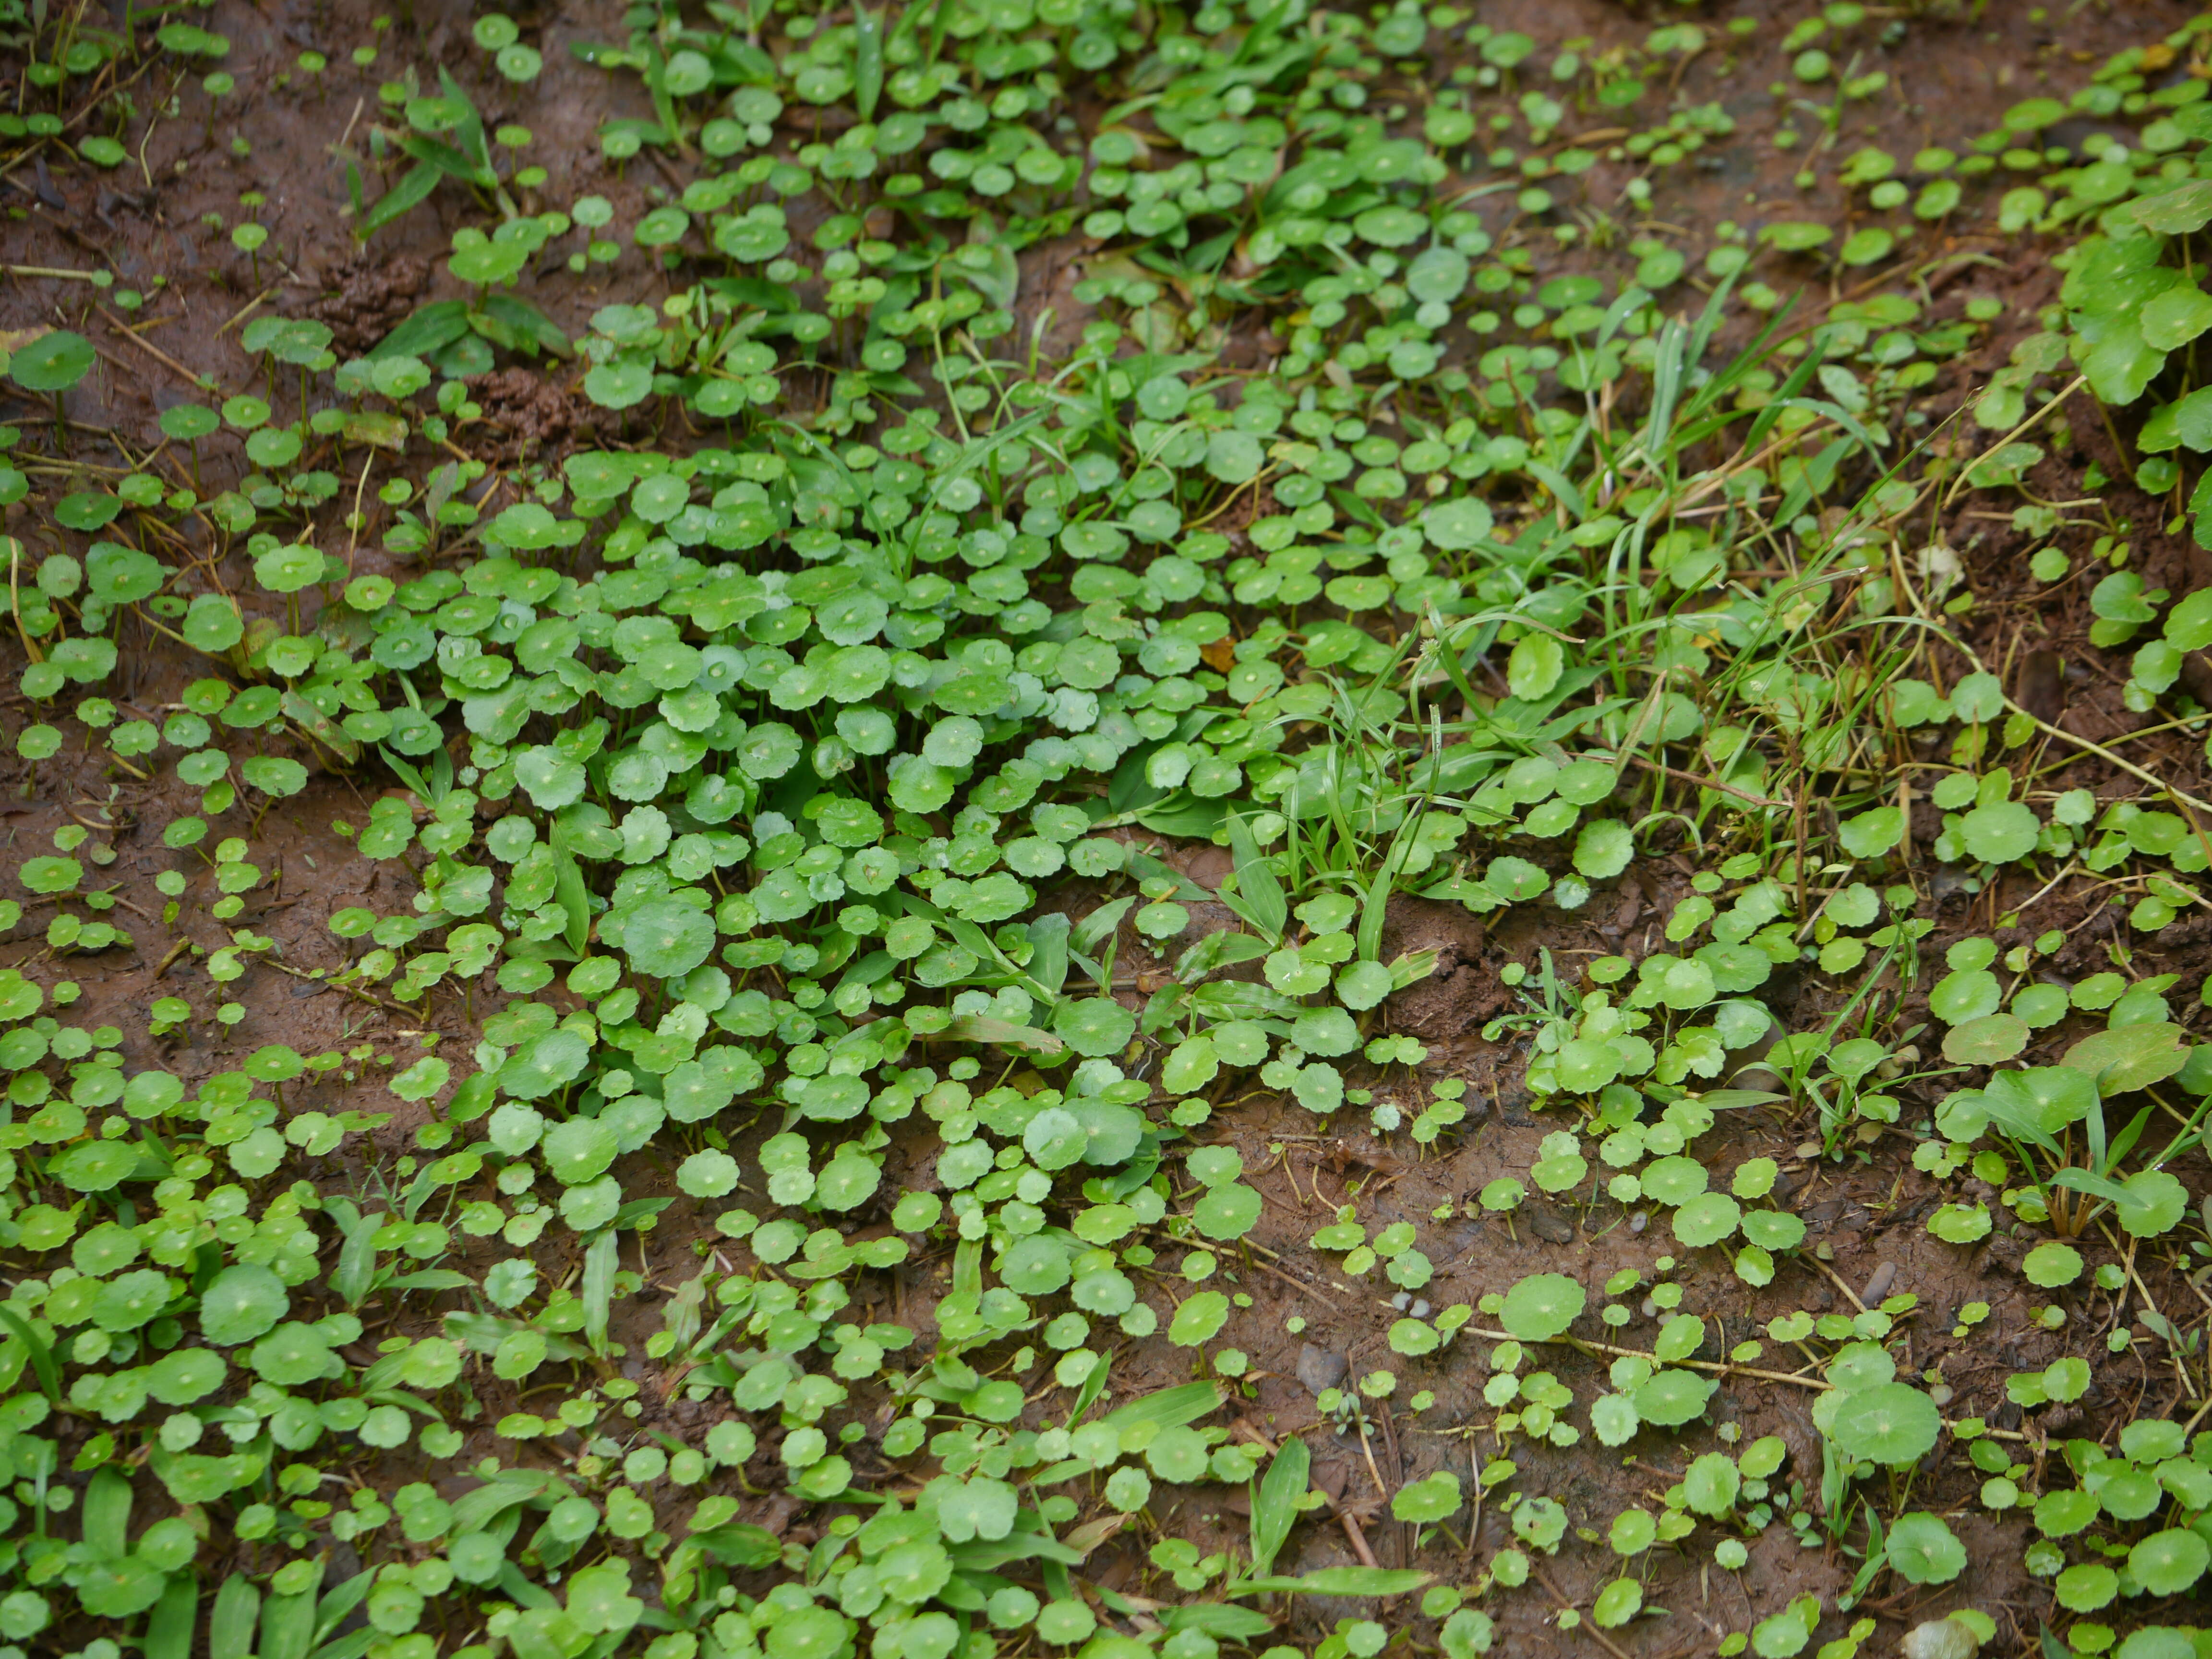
464, 365, 609, 463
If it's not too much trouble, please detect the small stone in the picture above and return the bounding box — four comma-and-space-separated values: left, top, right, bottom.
1297, 1344, 1348, 1396
1862, 1261, 1899, 1304
1628, 1211, 1648, 1233
1927, 1384, 1954, 1407
1527, 1206, 1574, 1244
1900, 1619, 1979, 1659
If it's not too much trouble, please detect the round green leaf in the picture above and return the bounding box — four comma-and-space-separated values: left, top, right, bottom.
1167, 1290, 1229, 1347
159, 403, 220, 441
1591, 1579, 1642, 1629
1192, 1183, 1262, 1241
1761, 221, 1833, 251
1829, 1382, 1940, 1465
541, 1117, 619, 1186
1335, 960, 1394, 1010
623, 899, 714, 978
1927, 1202, 1992, 1244
1052, 997, 1135, 1058
2128, 1529, 2210, 1596
586, 359, 656, 409
2061, 1022, 2188, 1094
1591, 1393, 1640, 1446
678, 1149, 740, 1197
241, 756, 308, 798
254, 542, 325, 594
1499, 1272, 1585, 1341
1392, 1470, 1462, 1525
2115, 1167, 2189, 1236
389, 1057, 451, 1103
1959, 801, 2039, 864
1941, 1014, 2028, 1065
1631, 1368, 1716, 1427
499, 1029, 590, 1099
199, 1263, 289, 1345
50, 1140, 137, 1192
1886, 1513, 1966, 1585
1838, 806, 1905, 858
2021, 1240, 2083, 1286
146, 1346, 227, 1405
1640, 1156, 1707, 1205
999, 1236, 1072, 1297
1422, 498, 1494, 551
18, 856, 81, 895
93, 1269, 173, 1332
9, 330, 94, 392
181, 593, 245, 653
251, 1321, 337, 1386
1682, 1453, 1740, 1516
1507, 634, 1564, 700
2053, 1564, 2117, 1613
1839, 226, 1895, 266
1672, 1191, 1742, 1247
814, 1152, 880, 1212
74, 1556, 168, 1619
1146, 1425, 1212, 1483
1573, 820, 1633, 879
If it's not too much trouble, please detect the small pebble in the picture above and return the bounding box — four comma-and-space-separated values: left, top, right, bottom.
1900, 1619, 1979, 1659
1628, 1210, 1648, 1233
1928, 1384, 1954, 1407
1296, 1344, 1349, 1395
1862, 1260, 1899, 1304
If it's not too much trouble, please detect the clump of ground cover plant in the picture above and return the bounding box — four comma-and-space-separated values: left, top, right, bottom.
7, 3, 2212, 1659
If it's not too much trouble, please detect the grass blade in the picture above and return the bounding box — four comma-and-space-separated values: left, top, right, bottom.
147, 1574, 199, 1659
1072, 895, 1134, 957
436, 66, 494, 180
583, 1227, 618, 1356
211, 1575, 264, 1659
333, 1209, 379, 1307
1026, 911, 1070, 996
82, 1467, 132, 1558
1235, 1567, 1430, 1598
258, 1587, 318, 1659
356, 161, 439, 241
854, 7, 883, 121
0, 1305, 59, 1402
1099, 1381, 1222, 1432
311, 1568, 374, 1647
554, 848, 591, 957
375, 745, 433, 803
1226, 812, 1286, 942
1249, 1432, 1308, 1575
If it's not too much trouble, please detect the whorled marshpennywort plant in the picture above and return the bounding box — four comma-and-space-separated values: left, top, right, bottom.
4, 7, 2212, 1659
